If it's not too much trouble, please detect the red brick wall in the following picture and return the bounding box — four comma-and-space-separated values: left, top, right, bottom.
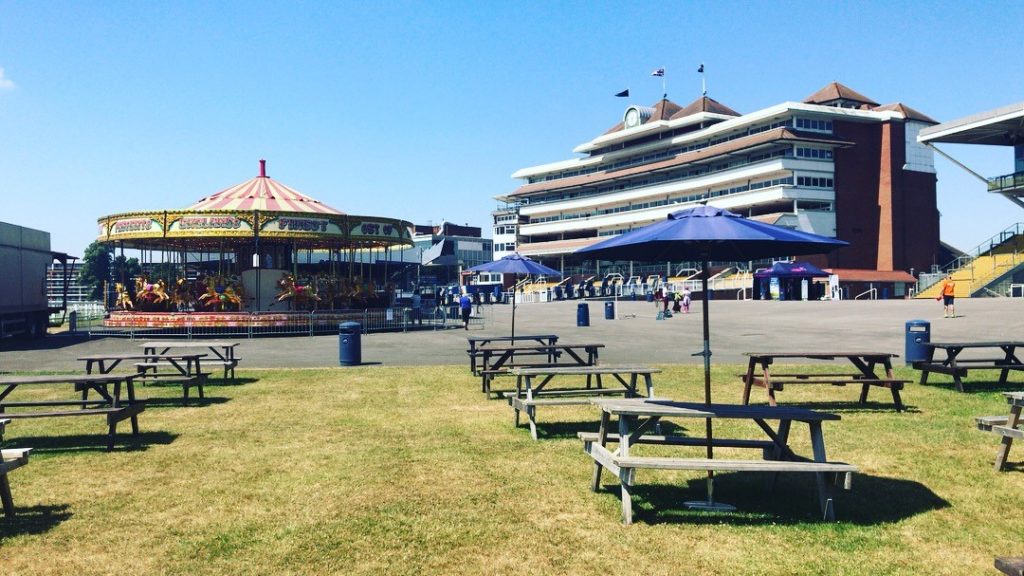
830, 121, 882, 269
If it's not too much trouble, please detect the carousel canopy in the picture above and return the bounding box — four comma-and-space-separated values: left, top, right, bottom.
96, 160, 412, 250
187, 160, 343, 214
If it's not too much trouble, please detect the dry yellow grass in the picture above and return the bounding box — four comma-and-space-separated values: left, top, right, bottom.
1, 364, 1022, 575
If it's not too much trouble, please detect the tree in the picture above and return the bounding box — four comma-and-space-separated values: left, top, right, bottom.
112, 255, 141, 287
78, 241, 112, 300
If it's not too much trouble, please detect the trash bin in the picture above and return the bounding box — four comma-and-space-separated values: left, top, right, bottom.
577, 302, 590, 327
604, 301, 614, 320
68, 310, 77, 333
339, 322, 362, 366
645, 292, 654, 302
904, 319, 930, 365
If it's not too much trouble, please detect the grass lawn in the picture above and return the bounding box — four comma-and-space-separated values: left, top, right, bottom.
1, 364, 1022, 575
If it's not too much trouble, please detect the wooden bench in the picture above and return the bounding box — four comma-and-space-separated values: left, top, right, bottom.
133, 363, 209, 402
996, 557, 1024, 576
1, 440, 32, 519
140, 341, 241, 380
741, 352, 907, 411
976, 392, 1024, 471
916, 342, 1024, 392
0, 374, 144, 451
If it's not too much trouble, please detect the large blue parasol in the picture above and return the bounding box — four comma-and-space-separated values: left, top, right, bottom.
577, 205, 847, 510
466, 253, 561, 339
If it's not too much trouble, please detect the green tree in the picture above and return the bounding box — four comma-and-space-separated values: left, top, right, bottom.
112, 255, 141, 287
78, 241, 112, 300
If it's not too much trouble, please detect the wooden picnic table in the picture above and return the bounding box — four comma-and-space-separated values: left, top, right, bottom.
976, 391, 1024, 471
140, 341, 241, 379
583, 398, 856, 524
0, 417, 32, 519
78, 353, 208, 402
915, 341, 1024, 392
466, 334, 558, 375
474, 343, 604, 394
507, 365, 660, 440
741, 351, 908, 412
0, 373, 144, 451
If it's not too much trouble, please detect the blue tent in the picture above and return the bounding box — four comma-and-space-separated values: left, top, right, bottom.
753, 261, 829, 279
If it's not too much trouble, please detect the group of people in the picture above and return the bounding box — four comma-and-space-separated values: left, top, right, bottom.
653, 286, 691, 316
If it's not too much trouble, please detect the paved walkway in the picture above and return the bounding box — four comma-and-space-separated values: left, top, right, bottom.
1, 298, 1020, 371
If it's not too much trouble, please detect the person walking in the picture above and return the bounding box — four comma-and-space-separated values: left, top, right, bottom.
682, 287, 692, 313
939, 275, 956, 318
459, 291, 473, 330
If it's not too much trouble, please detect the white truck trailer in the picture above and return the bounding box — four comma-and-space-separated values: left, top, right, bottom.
0, 221, 72, 338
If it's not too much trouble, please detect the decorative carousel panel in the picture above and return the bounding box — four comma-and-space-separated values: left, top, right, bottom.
347, 217, 412, 243
99, 213, 166, 242
165, 212, 255, 239
259, 215, 345, 239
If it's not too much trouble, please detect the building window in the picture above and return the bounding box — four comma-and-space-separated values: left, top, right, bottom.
796, 176, 834, 189
795, 118, 833, 132
795, 147, 833, 159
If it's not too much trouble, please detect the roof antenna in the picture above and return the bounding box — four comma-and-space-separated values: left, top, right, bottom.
259, 159, 267, 178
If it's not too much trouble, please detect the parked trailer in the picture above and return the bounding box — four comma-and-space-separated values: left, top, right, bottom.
0, 221, 73, 339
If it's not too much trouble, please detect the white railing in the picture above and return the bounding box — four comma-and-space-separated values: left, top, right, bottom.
855, 287, 877, 300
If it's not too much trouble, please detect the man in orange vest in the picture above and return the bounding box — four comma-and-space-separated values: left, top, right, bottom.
940, 275, 956, 318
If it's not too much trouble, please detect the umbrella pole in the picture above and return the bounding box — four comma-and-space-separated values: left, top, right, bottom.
686, 259, 734, 512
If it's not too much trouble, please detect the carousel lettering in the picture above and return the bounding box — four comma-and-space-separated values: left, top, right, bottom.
180, 216, 243, 230
114, 219, 155, 233
360, 223, 380, 235
277, 218, 328, 232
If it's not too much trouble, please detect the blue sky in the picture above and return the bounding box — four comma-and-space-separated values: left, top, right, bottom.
1, 0, 1022, 257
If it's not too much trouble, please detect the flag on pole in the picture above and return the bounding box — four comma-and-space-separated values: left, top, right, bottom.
651, 68, 665, 77
614, 89, 629, 98
697, 64, 704, 73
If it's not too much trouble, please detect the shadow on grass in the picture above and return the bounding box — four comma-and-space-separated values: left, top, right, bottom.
0, 504, 72, 538
138, 377, 260, 388
923, 379, 1024, 393
140, 396, 230, 409
4, 431, 178, 455
533, 419, 691, 440
755, 400, 922, 414
599, 471, 949, 526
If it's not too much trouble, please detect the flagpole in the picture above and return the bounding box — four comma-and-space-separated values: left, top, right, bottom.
662, 66, 667, 98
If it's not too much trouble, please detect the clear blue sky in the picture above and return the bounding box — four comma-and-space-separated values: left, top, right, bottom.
1, 1, 1022, 257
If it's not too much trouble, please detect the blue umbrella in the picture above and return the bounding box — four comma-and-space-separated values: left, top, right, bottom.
577, 205, 847, 510
466, 253, 561, 339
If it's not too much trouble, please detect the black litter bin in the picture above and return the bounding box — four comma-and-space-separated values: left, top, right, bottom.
904, 319, 930, 365
577, 302, 590, 327
604, 301, 614, 320
339, 322, 362, 366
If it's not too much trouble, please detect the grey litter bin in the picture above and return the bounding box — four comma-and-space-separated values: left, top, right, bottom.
604, 301, 614, 320
339, 322, 362, 366
577, 302, 590, 327
904, 319, 930, 365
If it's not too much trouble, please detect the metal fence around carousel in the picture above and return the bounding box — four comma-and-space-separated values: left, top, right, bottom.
80, 306, 486, 339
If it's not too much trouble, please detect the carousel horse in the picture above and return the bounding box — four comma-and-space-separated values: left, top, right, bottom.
274, 273, 321, 307
134, 275, 169, 304
114, 282, 134, 310
198, 276, 243, 311
170, 278, 195, 311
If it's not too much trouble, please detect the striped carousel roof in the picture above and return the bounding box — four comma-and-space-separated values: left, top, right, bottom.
186, 160, 344, 215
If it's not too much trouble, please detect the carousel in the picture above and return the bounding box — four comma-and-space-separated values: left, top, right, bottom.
97, 160, 413, 328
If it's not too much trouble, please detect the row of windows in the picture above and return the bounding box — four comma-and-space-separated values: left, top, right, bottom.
493, 225, 517, 235
526, 146, 796, 207
531, 119, 794, 185
495, 214, 518, 223
796, 176, 834, 188
795, 118, 834, 132
527, 175, 798, 225
493, 243, 517, 251
795, 147, 833, 159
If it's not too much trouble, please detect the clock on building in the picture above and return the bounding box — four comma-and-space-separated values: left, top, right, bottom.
624, 107, 640, 128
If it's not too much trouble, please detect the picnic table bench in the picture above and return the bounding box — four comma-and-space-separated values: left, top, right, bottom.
474, 343, 604, 395
140, 341, 241, 379
0, 373, 144, 451
741, 351, 909, 412
996, 557, 1024, 576
78, 353, 208, 403
583, 398, 856, 524
915, 341, 1024, 392
466, 334, 558, 375
0, 418, 32, 519
506, 365, 659, 440
976, 391, 1024, 471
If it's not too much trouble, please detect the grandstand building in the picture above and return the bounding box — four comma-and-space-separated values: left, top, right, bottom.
494, 82, 942, 296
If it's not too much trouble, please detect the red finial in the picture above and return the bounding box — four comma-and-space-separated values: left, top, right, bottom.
259, 159, 266, 178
